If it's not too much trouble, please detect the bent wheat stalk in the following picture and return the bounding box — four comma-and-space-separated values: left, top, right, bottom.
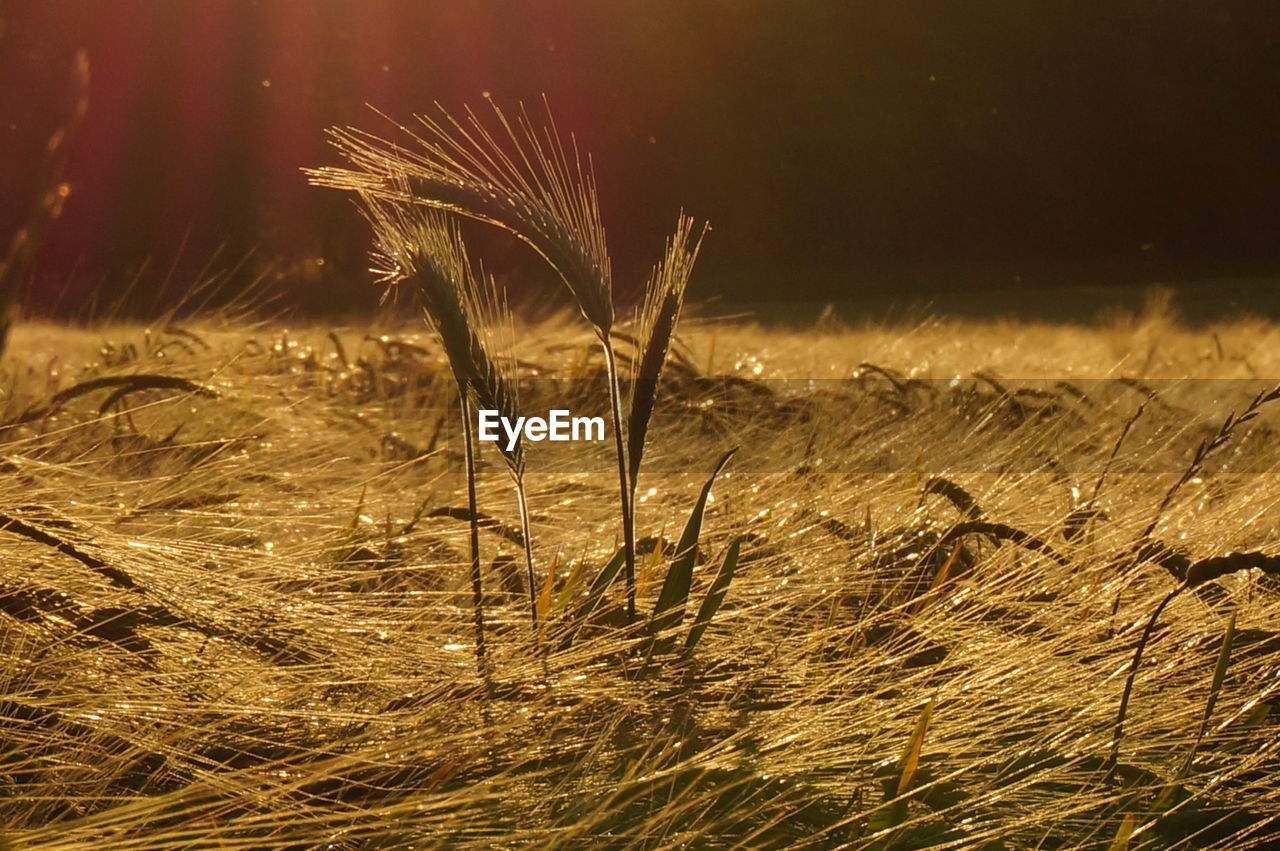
365, 200, 539, 654
1108, 550, 1280, 774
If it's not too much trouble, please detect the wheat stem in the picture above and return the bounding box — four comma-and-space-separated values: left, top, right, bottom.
601, 333, 637, 623
510, 475, 539, 636
1107, 583, 1184, 775
459, 394, 489, 682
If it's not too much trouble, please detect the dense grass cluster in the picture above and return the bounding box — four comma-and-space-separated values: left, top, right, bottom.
0, 303, 1279, 848
3, 103, 1280, 849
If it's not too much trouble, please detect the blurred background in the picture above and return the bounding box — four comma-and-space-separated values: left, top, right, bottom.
3, 0, 1279, 320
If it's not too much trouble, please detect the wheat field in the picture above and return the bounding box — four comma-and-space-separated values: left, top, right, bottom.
0, 297, 1278, 849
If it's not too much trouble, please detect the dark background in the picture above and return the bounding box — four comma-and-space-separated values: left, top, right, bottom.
3, 0, 1279, 319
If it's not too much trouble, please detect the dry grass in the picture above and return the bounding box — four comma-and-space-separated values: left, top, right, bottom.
1, 302, 1280, 849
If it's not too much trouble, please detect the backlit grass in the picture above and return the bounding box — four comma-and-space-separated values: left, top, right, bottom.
1, 304, 1279, 848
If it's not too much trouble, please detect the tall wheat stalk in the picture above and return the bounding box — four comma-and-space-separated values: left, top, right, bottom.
364, 199, 540, 649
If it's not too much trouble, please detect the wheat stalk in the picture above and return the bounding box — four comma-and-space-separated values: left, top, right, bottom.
364, 199, 540, 647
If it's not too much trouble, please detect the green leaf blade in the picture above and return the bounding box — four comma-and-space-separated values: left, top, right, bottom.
648, 448, 737, 652
684, 537, 742, 654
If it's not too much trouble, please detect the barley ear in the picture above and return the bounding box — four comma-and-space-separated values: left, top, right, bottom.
362, 197, 524, 476
626, 215, 706, 486
308, 101, 614, 333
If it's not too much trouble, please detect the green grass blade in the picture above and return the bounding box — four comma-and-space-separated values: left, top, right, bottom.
551, 555, 591, 617
896, 699, 934, 797
648, 447, 737, 649
557, 546, 627, 650
1202, 611, 1238, 734
683, 537, 742, 654
1108, 814, 1135, 851
1155, 612, 1238, 813
583, 546, 628, 610
867, 699, 934, 837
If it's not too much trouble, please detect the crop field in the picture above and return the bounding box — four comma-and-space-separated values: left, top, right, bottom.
1, 299, 1279, 849
1, 80, 1279, 849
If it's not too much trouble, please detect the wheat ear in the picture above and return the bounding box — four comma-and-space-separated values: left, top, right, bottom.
627, 215, 705, 487
309, 101, 613, 332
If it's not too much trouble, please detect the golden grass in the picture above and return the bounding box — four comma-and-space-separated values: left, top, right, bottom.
1, 304, 1279, 848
